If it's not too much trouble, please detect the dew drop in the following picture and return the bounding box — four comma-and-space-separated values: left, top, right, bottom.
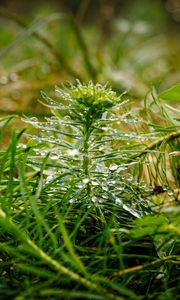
18, 144, 27, 149
77, 183, 83, 188
46, 175, 53, 182
109, 163, 118, 171
67, 149, 79, 156
51, 155, 59, 160
117, 187, 123, 192
69, 199, 75, 204
83, 178, 90, 184
115, 198, 122, 205
92, 181, 99, 186
110, 180, 116, 185
167, 191, 174, 197
99, 199, 104, 203
102, 186, 108, 191
122, 204, 140, 218
92, 196, 98, 203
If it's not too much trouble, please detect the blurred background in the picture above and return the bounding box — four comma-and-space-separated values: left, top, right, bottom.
0, 0, 180, 117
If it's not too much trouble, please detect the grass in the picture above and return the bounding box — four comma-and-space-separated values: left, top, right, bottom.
0, 81, 179, 299
0, 4, 180, 118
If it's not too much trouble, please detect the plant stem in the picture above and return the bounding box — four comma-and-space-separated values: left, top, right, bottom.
143, 130, 180, 151
84, 138, 91, 196
82, 112, 93, 195
83, 132, 90, 177
111, 255, 180, 278
75, 0, 91, 25
70, 17, 98, 80
130, 130, 180, 161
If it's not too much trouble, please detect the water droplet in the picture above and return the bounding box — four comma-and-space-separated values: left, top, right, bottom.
99, 199, 104, 203
168, 191, 174, 197
69, 199, 75, 204
110, 180, 116, 185
67, 149, 79, 156
102, 186, 108, 191
92, 196, 98, 203
51, 155, 59, 160
92, 181, 99, 186
122, 204, 140, 218
117, 187, 123, 192
126, 174, 133, 182
77, 183, 83, 188
109, 163, 118, 171
64, 116, 71, 121
115, 198, 122, 205
18, 144, 27, 149
46, 175, 53, 182
83, 178, 89, 184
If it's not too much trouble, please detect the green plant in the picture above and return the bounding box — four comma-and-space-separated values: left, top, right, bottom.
1, 4, 180, 118
0, 82, 179, 299
23, 81, 155, 217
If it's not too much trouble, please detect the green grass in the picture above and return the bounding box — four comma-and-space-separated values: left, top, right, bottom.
0, 4, 180, 118
0, 82, 179, 299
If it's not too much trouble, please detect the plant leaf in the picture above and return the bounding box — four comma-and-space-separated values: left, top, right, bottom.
159, 84, 180, 102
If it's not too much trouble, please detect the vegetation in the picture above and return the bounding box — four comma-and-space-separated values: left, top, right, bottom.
0, 81, 179, 299
0, 1, 180, 299
0, 1, 180, 117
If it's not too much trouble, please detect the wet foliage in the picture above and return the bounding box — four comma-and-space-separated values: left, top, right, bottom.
0, 82, 179, 299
